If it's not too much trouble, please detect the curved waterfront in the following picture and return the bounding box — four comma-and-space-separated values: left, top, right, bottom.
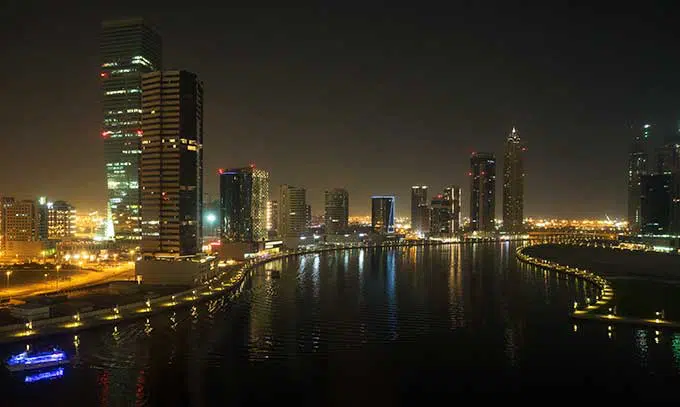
1, 242, 680, 404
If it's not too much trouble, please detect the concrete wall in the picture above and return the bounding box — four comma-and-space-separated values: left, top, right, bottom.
135, 257, 217, 285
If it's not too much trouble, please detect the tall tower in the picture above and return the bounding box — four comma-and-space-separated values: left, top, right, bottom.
502, 127, 525, 233
101, 18, 162, 242
324, 188, 349, 234
140, 70, 203, 257
470, 152, 496, 232
279, 185, 307, 239
444, 186, 462, 233
627, 124, 650, 233
218, 166, 269, 243
371, 196, 395, 234
410, 186, 428, 234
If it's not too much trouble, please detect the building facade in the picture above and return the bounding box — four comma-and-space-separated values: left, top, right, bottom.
371, 196, 395, 234
47, 201, 76, 240
140, 70, 203, 257
324, 188, 349, 234
640, 174, 672, 234
267, 200, 279, 236
502, 127, 525, 233
279, 185, 307, 238
219, 166, 269, 243
470, 152, 496, 232
627, 124, 650, 233
101, 18, 162, 242
430, 194, 452, 236
410, 186, 428, 234
444, 186, 462, 233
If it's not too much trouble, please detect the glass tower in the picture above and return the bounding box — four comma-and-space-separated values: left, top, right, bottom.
219, 166, 270, 243
324, 188, 349, 234
470, 152, 496, 232
371, 196, 395, 234
101, 18, 162, 242
627, 124, 650, 233
502, 127, 525, 233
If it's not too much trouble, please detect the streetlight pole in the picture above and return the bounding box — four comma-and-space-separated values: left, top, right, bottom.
5, 270, 12, 290
56, 265, 61, 290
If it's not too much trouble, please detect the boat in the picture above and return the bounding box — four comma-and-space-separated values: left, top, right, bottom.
24, 367, 65, 383
6, 348, 69, 372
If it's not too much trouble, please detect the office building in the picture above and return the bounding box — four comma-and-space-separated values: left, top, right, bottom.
0, 198, 42, 259
279, 185, 307, 239
371, 196, 395, 234
470, 152, 496, 232
101, 18, 162, 242
502, 127, 525, 233
324, 188, 349, 234
218, 166, 269, 243
640, 174, 672, 234
627, 124, 650, 233
410, 186, 428, 234
140, 70, 203, 257
444, 186, 462, 233
37, 197, 49, 240
267, 200, 279, 235
430, 194, 452, 235
305, 205, 312, 229
47, 201, 76, 239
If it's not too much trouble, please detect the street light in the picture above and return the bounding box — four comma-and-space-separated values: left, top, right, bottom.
5, 270, 12, 289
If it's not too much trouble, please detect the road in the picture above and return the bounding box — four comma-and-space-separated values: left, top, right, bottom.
0, 263, 135, 300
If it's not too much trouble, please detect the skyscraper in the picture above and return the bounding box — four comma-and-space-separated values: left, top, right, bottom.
101, 18, 162, 242
410, 186, 428, 234
502, 127, 525, 233
219, 166, 269, 243
470, 152, 496, 232
628, 124, 650, 233
140, 70, 203, 257
267, 200, 279, 236
430, 194, 452, 235
371, 196, 395, 234
279, 185, 307, 239
640, 174, 672, 234
324, 188, 349, 234
444, 186, 462, 233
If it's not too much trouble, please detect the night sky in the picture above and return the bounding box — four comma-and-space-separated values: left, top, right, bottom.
2, 1, 680, 218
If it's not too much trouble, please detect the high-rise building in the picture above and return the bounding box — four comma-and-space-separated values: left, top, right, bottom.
37, 197, 49, 240
267, 200, 279, 235
371, 196, 395, 234
470, 152, 496, 232
444, 186, 462, 233
47, 201, 76, 240
640, 174, 672, 234
430, 194, 452, 235
101, 18, 162, 242
410, 186, 428, 234
279, 185, 307, 238
627, 124, 650, 233
502, 127, 525, 233
218, 166, 269, 243
305, 205, 312, 229
324, 188, 349, 234
140, 70, 203, 257
0, 198, 38, 245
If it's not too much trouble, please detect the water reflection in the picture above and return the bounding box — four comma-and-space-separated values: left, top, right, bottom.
386, 250, 398, 340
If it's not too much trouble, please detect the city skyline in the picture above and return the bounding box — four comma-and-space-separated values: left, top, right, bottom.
5, 5, 680, 218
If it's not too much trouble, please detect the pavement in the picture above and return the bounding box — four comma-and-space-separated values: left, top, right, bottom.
0, 263, 135, 301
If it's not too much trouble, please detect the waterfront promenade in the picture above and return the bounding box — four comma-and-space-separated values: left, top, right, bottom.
516, 242, 680, 330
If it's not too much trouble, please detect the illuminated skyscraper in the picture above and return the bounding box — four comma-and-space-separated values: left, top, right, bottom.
444, 186, 462, 233
47, 201, 76, 240
219, 166, 269, 242
371, 196, 395, 234
140, 70, 203, 257
640, 174, 671, 234
430, 194, 452, 235
324, 188, 349, 234
101, 18, 162, 242
627, 124, 650, 233
502, 127, 525, 233
267, 200, 279, 236
470, 152, 496, 232
279, 185, 307, 238
410, 186, 428, 234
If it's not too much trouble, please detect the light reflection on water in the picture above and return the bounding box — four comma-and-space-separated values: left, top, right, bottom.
2, 242, 680, 404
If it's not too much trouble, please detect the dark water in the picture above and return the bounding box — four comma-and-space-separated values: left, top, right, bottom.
2, 242, 680, 405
